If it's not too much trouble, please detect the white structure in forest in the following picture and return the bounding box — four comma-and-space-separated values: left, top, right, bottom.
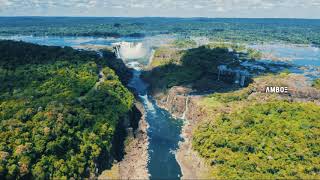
218, 65, 250, 87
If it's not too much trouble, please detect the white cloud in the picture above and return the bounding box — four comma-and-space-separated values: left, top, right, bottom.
216, 7, 225, 12
131, 3, 145, 8
112, 5, 124, 9
194, 5, 204, 9
0, 0, 12, 6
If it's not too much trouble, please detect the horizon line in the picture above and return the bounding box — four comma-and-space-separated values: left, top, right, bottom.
0, 16, 319, 20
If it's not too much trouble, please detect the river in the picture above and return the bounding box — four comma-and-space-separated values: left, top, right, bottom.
249, 44, 320, 79
127, 62, 183, 179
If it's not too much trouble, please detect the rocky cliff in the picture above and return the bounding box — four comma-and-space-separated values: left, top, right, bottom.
152, 86, 211, 179
153, 86, 207, 122
155, 86, 191, 118
99, 102, 149, 179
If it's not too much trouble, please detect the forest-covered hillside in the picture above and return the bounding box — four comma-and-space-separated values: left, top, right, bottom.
193, 74, 320, 179
0, 40, 134, 179
193, 100, 320, 179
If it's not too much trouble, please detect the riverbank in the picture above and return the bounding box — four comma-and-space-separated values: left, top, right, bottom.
118, 102, 149, 179
152, 87, 211, 179
175, 100, 211, 179
99, 102, 149, 179
152, 73, 320, 179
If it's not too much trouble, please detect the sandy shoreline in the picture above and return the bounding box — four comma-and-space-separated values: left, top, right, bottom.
99, 102, 149, 179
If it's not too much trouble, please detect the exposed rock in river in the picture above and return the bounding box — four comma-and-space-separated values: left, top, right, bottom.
153, 86, 211, 179
155, 86, 192, 118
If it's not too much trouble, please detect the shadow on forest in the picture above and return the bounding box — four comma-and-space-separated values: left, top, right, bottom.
98, 105, 142, 174
142, 46, 252, 94
142, 45, 292, 95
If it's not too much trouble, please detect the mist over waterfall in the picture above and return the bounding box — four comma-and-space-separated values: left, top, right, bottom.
113, 35, 175, 62
114, 42, 148, 60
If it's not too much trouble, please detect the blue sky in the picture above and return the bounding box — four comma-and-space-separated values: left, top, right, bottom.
0, 0, 319, 18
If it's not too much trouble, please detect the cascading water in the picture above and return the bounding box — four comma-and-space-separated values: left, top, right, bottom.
127, 61, 183, 179
181, 96, 189, 120
148, 49, 156, 66
114, 42, 148, 60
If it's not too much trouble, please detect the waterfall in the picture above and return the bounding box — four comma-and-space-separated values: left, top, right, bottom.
240, 74, 246, 86
217, 64, 249, 87
114, 45, 121, 59
140, 94, 155, 113
240, 70, 249, 87
97, 51, 103, 58
113, 42, 147, 60
234, 70, 240, 84
181, 96, 189, 119
217, 65, 227, 80
148, 49, 155, 66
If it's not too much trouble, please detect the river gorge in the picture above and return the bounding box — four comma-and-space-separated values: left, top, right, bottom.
1, 35, 319, 179
127, 62, 184, 179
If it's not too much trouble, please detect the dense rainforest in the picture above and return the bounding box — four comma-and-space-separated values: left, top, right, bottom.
193, 100, 320, 179
0, 17, 320, 45
0, 40, 134, 179
192, 74, 320, 179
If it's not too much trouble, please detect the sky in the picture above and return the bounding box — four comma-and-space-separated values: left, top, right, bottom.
0, 0, 320, 18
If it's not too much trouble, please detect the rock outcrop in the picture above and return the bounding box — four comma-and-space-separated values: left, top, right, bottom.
155, 86, 192, 118
99, 102, 149, 179
118, 102, 149, 179
153, 86, 211, 179
153, 86, 207, 122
